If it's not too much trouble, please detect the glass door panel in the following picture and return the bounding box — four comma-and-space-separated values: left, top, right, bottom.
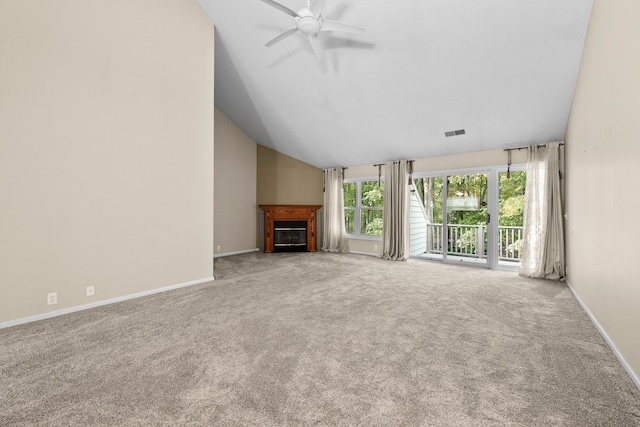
498, 170, 526, 266
410, 177, 444, 259
446, 173, 488, 265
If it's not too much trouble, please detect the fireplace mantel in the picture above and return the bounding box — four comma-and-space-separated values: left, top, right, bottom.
260, 205, 322, 253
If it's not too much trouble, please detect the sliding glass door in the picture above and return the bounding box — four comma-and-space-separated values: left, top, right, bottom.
411, 166, 526, 269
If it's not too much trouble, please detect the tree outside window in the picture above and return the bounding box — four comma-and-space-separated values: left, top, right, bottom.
344, 182, 356, 234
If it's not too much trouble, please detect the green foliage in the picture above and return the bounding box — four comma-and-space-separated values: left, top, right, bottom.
414, 177, 443, 223
344, 182, 356, 208
446, 174, 488, 226
364, 216, 383, 236
344, 209, 355, 234
415, 175, 487, 225
362, 181, 383, 235
361, 181, 384, 207
498, 171, 526, 226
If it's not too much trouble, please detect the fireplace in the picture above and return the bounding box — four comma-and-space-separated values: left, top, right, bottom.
259, 205, 322, 253
274, 221, 307, 252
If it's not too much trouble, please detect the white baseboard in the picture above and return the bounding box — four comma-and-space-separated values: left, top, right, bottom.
566, 279, 640, 390
348, 251, 380, 257
0, 276, 215, 330
214, 248, 259, 258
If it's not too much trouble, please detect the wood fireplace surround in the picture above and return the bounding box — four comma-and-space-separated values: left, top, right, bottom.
260, 205, 322, 253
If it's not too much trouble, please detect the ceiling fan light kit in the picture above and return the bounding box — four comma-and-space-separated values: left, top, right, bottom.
259, 0, 363, 62
296, 10, 321, 35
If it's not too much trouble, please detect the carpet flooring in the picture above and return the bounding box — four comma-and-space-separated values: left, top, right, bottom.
1, 252, 639, 426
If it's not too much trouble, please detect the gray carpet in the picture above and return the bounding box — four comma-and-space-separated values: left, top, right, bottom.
1, 252, 639, 426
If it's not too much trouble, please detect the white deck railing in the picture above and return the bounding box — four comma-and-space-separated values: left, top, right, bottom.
426, 224, 523, 261
498, 226, 523, 261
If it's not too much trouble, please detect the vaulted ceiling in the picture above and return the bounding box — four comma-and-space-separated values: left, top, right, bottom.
196, 0, 593, 169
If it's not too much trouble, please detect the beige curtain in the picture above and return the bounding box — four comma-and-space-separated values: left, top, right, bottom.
519, 142, 565, 279
381, 160, 410, 261
322, 168, 349, 253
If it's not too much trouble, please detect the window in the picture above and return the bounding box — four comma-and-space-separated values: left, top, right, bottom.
344, 179, 384, 238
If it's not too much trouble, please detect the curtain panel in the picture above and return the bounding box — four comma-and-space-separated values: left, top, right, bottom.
519, 142, 565, 280
322, 168, 349, 253
381, 160, 410, 261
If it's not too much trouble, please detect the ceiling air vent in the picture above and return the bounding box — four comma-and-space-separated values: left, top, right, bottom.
445, 129, 466, 137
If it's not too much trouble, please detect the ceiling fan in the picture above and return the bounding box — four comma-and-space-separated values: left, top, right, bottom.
258, 0, 364, 62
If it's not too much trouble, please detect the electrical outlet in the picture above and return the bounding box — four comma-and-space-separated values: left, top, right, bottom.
373, 244, 378, 251
86, 286, 95, 297
216, 245, 221, 252
47, 292, 57, 305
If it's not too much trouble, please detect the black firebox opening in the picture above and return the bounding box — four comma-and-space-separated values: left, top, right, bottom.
274, 220, 307, 253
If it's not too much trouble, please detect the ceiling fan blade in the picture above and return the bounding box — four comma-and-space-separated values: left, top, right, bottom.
320, 19, 364, 33
258, 0, 298, 18
265, 28, 298, 47
309, 0, 327, 17
307, 34, 324, 63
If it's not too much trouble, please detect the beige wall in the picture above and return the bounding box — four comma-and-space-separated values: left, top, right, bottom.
214, 109, 257, 256
345, 148, 527, 254
0, 0, 214, 323
257, 145, 323, 206
565, 0, 640, 383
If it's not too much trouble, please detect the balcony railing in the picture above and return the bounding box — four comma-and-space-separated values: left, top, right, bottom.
498, 225, 523, 261
426, 224, 523, 261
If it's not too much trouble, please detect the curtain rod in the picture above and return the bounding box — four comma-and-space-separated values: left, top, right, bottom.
373, 160, 415, 167
503, 142, 564, 152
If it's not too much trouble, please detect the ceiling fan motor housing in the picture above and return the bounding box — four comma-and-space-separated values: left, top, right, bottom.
296, 9, 322, 35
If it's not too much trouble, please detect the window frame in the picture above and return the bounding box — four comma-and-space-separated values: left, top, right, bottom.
344, 177, 384, 240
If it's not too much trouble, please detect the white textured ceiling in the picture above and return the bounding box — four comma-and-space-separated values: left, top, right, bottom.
196, 0, 593, 169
